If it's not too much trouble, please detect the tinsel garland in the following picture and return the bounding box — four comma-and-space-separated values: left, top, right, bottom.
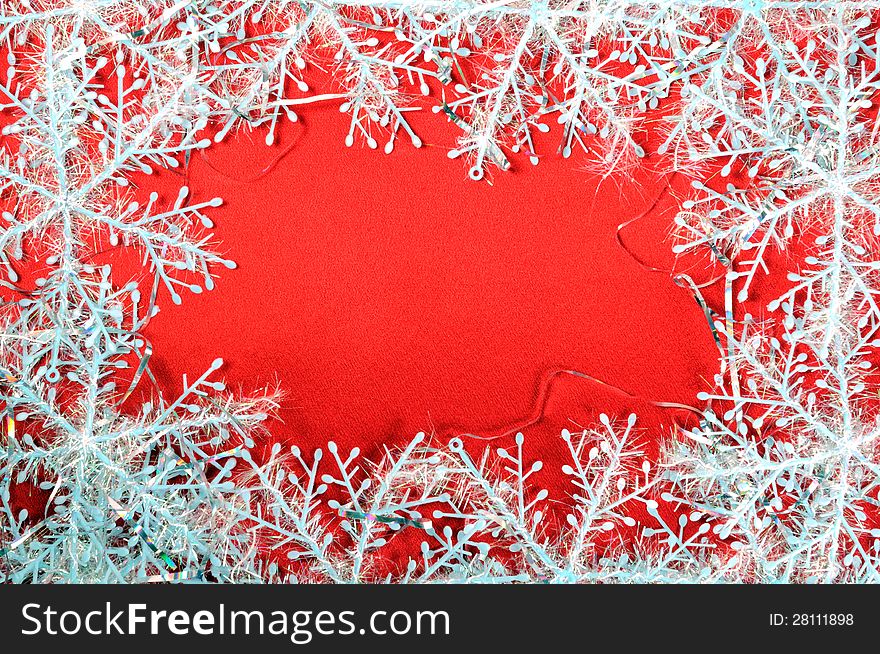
1, 0, 879, 583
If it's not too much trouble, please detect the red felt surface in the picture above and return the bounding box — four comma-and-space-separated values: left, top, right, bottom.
137, 101, 720, 483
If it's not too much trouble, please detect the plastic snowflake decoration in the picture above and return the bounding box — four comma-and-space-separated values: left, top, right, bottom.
667, 8, 880, 583
0, 1, 878, 583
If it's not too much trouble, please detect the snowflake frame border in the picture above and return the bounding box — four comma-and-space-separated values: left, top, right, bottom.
0, 0, 879, 583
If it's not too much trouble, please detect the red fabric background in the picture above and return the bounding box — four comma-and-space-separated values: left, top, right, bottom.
136, 100, 720, 489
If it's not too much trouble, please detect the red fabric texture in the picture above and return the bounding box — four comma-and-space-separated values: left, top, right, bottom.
138, 100, 720, 495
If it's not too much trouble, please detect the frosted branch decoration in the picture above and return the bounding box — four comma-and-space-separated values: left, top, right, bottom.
1, 1, 879, 583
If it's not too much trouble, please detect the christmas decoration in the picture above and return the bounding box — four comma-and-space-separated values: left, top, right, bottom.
1, 0, 878, 583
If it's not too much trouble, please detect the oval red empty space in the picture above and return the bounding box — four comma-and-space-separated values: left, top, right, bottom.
140, 103, 718, 462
